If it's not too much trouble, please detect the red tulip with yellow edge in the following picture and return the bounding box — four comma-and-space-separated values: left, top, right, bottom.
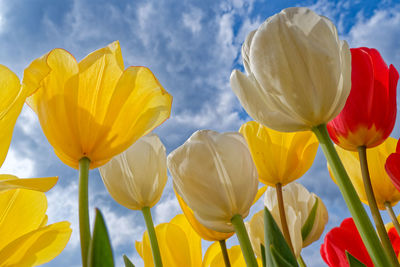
327, 47, 398, 151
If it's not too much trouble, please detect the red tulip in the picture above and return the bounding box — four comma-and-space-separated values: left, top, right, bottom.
388, 227, 400, 257
385, 140, 400, 191
320, 218, 373, 267
327, 47, 399, 151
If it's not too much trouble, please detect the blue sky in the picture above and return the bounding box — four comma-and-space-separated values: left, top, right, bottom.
1, 0, 400, 266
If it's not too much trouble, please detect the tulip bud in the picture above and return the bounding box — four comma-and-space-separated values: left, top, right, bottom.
263, 183, 328, 257
231, 7, 351, 132
327, 47, 399, 150
240, 121, 318, 186
167, 130, 258, 232
331, 138, 400, 209
99, 133, 168, 210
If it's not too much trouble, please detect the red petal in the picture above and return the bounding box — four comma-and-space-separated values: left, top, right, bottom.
385, 153, 400, 192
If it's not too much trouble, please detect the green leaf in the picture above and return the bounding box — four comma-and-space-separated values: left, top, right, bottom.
264, 207, 298, 267
271, 246, 298, 267
88, 208, 114, 267
346, 251, 367, 267
260, 244, 266, 267
301, 197, 319, 241
123, 254, 135, 267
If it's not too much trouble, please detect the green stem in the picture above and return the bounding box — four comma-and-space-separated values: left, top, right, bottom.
298, 255, 307, 267
385, 202, 400, 237
260, 244, 266, 267
311, 124, 391, 267
79, 157, 91, 267
141, 207, 163, 267
275, 183, 294, 254
231, 214, 258, 267
358, 146, 399, 266
219, 240, 231, 267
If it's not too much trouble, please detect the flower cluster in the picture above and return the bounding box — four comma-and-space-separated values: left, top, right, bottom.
1, 5, 400, 267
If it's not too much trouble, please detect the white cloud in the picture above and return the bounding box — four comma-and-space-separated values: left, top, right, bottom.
0, 149, 35, 177
183, 7, 203, 34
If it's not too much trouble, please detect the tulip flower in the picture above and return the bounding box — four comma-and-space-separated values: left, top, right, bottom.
167, 130, 258, 232
331, 138, 400, 209
321, 218, 373, 267
24, 41, 172, 170
385, 139, 400, 192
0, 64, 38, 167
263, 183, 328, 257
99, 133, 167, 210
136, 214, 202, 267
387, 226, 400, 258
168, 130, 259, 266
24, 41, 172, 266
0, 174, 58, 192
0, 187, 72, 266
327, 47, 398, 151
239, 121, 318, 186
230, 7, 350, 132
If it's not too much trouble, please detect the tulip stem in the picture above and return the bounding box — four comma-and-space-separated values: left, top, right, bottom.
385, 201, 400, 237
231, 214, 258, 267
275, 183, 295, 254
79, 157, 91, 267
358, 146, 399, 266
219, 240, 231, 267
298, 255, 307, 267
312, 124, 391, 267
141, 206, 163, 267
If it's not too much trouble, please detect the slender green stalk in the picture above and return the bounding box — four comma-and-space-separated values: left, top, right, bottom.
141, 207, 163, 267
219, 239, 231, 267
357, 146, 399, 266
298, 255, 307, 267
260, 244, 266, 267
275, 183, 294, 254
385, 201, 400, 236
79, 157, 91, 267
231, 214, 258, 267
312, 124, 391, 267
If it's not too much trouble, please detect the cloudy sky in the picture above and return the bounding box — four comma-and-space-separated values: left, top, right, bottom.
1, 0, 400, 266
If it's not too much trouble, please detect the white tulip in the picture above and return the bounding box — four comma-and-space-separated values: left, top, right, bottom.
99, 133, 167, 210
167, 130, 259, 232
231, 7, 351, 132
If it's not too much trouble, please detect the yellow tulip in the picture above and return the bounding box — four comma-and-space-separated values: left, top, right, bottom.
231, 7, 350, 132
331, 137, 400, 209
136, 214, 202, 267
202, 242, 262, 267
0, 65, 37, 167
99, 133, 167, 210
167, 130, 259, 232
0, 187, 71, 266
263, 183, 328, 257
24, 41, 172, 169
239, 121, 318, 186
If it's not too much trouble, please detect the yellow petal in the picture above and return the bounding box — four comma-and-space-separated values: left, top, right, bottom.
26, 48, 82, 168
0, 65, 23, 167
239, 121, 318, 186
0, 175, 58, 192
253, 185, 267, 205
92, 66, 172, 168
136, 221, 196, 267
331, 138, 400, 209
203, 244, 262, 267
202, 242, 220, 267
0, 189, 47, 251
0, 221, 72, 266
170, 214, 202, 266
175, 190, 234, 241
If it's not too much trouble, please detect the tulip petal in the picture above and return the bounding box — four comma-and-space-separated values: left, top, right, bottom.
231, 70, 308, 132
175, 191, 233, 241
0, 189, 47, 251
0, 65, 23, 167
0, 175, 58, 192
385, 153, 400, 192
92, 66, 172, 167
202, 242, 220, 267
0, 221, 72, 266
